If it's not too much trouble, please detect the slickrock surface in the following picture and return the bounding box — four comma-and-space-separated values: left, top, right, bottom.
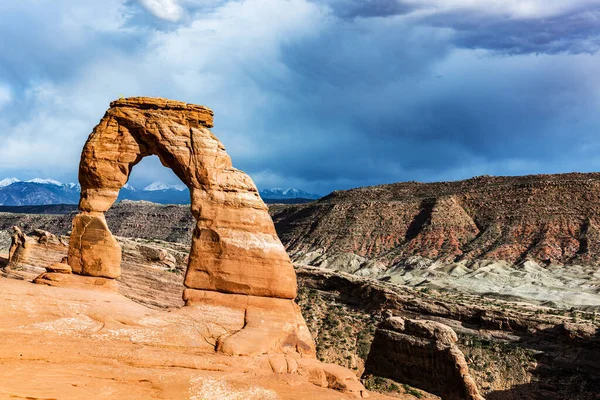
0, 277, 388, 400
270, 173, 600, 307
364, 316, 483, 400
1, 235, 373, 398
4, 227, 600, 399
3, 233, 191, 309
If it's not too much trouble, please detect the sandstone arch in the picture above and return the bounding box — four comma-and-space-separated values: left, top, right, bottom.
67, 97, 297, 299
45, 97, 317, 356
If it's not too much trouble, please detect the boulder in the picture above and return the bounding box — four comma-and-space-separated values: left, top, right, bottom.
33, 272, 118, 292
46, 263, 72, 274
137, 244, 177, 268
68, 213, 121, 278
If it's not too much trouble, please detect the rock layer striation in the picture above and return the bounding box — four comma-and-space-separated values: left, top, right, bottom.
271, 173, 600, 267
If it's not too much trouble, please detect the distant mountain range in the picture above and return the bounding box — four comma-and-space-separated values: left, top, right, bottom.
0, 178, 321, 206
257, 187, 321, 200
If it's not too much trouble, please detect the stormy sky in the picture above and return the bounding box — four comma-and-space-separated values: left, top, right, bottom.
1, 0, 599, 195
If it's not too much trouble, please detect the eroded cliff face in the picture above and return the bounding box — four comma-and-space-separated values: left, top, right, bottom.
272, 173, 600, 266
364, 316, 483, 400
295, 266, 600, 400
270, 173, 600, 307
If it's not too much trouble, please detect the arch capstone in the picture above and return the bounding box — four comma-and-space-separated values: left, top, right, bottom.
67, 97, 297, 299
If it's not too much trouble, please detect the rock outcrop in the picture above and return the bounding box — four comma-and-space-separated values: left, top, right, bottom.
34, 97, 317, 360
364, 316, 483, 400
6, 228, 67, 271
0, 276, 381, 400
4, 232, 370, 397
7, 226, 27, 266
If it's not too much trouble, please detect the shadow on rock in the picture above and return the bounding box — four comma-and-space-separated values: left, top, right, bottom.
487, 324, 600, 400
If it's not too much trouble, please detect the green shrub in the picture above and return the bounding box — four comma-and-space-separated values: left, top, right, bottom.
402, 384, 424, 399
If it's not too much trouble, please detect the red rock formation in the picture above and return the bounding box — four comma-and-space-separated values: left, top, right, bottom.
7, 226, 27, 266
364, 316, 483, 400
271, 173, 600, 267
0, 276, 380, 399
7, 228, 67, 270
66, 97, 296, 299
35, 97, 317, 359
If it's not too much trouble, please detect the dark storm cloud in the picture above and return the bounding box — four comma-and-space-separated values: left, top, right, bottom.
425, 7, 600, 54
314, 0, 415, 19
1, 0, 600, 195
313, 0, 600, 55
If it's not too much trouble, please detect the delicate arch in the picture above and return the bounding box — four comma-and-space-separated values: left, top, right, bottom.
67, 97, 297, 299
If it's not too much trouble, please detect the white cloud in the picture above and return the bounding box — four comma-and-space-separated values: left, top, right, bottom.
404, 0, 600, 19
0, 84, 11, 109
0, 0, 328, 185
137, 0, 184, 21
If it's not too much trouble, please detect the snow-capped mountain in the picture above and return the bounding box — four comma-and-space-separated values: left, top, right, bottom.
259, 187, 321, 200
0, 178, 191, 206
0, 178, 320, 206
0, 177, 20, 188
26, 178, 63, 186
0, 179, 80, 206
0, 178, 70, 188
143, 181, 186, 191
